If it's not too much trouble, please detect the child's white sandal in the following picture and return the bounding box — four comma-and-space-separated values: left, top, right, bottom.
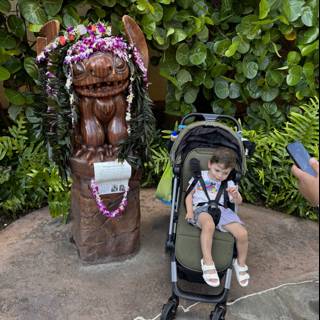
201, 259, 220, 287
233, 259, 250, 287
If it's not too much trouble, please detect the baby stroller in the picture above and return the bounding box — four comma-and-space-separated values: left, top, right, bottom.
161, 113, 253, 320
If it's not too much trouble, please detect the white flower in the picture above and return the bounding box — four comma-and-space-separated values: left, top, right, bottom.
77, 25, 87, 35
65, 77, 72, 90
36, 52, 45, 62
69, 93, 75, 105
126, 93, 134, 104
125, 113, 131, 121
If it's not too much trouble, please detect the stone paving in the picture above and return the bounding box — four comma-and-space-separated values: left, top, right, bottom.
0, 188, 318, 320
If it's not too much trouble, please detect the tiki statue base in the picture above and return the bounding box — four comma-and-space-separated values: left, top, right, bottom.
70, 157, 141, 264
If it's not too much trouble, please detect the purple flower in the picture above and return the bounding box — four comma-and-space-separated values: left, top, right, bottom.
97, 23, 106, 34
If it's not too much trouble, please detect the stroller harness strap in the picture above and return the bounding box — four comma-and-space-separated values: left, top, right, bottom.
185, 158, 229, 209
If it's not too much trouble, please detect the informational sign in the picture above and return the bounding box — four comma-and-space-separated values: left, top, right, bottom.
93, 160, 131, 195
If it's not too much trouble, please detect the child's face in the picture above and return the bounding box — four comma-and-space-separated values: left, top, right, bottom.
208, 161, 232, 181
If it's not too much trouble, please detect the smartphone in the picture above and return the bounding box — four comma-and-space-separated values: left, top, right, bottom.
286, 141, 316, 177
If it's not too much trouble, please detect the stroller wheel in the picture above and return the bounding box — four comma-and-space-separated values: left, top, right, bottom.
160, 296, 179, 320
209, 304, 227, 320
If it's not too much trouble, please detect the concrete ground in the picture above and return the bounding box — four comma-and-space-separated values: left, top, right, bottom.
0, 188, 318, 320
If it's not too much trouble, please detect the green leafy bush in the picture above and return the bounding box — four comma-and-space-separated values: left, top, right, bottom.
0, 115, 70, 222
1, 1, 318, 130
241, 97, 319, 220
0, 0, 318, 222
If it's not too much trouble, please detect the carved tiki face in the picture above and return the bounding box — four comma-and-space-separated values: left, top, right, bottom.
72, 52, 130, 98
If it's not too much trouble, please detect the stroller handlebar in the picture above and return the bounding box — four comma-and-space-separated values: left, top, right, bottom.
180, 113, 241, 132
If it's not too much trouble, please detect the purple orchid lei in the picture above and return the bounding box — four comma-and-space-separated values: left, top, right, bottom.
36, 21, 148, 133
90, 179, 129, 218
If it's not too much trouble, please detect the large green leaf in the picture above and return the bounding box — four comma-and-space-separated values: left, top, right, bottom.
141, 15, 156, 39
247, 79, 262, 99
237, 38, 250, 54
196, 26, 209, 42
43, 0, 63, 16
19, 0, 47, 25
282, 0, 304, 22
28, 24, 43, 33
7, 15, 26, 39
0, 32, 16, 49
176, 69, 192, 86
3, 56, 22, 74
300, 27, 319, 45
62, 7, 80, 28
301, 6, 315, 27
300, 40, 319, 56
214, 78, 229, 99
243, 61, 259, 79
149, 2, 163, 22
192, 1, 209, 17
259, 0, 270, 20
183, 85, 199, 104
176, 43, 190, 66
4, 88, 26, 105
303, 62, 315, 88
24, 57, 39, 80
287, 51, 301, 65
0, 0, 10, 14
266, 70, 284, 86
229, 82, 241, 99
213, 39, 231, 56
137, 0, 154, 12
261, 87, 279, 102
189, 42, 207, 65
0, 65, 10, 81
171, 29, 188, 45
176, 0, 192, 9
286, 65, 303, 86
203, 75, 214, 89
225, 38, 239, 57
192, 69, 206, 86
154, 27, 166, 46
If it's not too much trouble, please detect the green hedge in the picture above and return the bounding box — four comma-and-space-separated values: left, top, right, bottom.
241, 97, 319, 220
0, 0, 318, 221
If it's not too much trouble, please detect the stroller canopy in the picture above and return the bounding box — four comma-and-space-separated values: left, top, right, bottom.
170, 121, 246, 175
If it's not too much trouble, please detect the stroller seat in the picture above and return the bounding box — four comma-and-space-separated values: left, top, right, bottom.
175, 148, 235, 274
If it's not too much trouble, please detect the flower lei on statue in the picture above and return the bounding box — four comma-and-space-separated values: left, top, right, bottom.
36, 22, 155, 218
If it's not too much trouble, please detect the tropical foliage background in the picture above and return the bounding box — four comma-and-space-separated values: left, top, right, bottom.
0, 0, 319, 224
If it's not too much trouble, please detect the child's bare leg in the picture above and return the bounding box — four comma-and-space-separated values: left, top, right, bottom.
198, 213, 215, 264
223, 222, 249, 286
223, 223, 248, 266
198, 212, 219, 286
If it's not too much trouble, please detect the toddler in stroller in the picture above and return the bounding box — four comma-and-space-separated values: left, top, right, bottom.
161, 113, 254, 320
185, 146, 249, 288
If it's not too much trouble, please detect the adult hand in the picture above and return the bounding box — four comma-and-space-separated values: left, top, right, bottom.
291, 158, 319, 206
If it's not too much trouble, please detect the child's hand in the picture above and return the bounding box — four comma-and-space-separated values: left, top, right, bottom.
185, 211, 194, 221
227, 186, 242, 203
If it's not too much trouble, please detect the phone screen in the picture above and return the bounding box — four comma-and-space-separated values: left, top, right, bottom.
286, 141, 316, 177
